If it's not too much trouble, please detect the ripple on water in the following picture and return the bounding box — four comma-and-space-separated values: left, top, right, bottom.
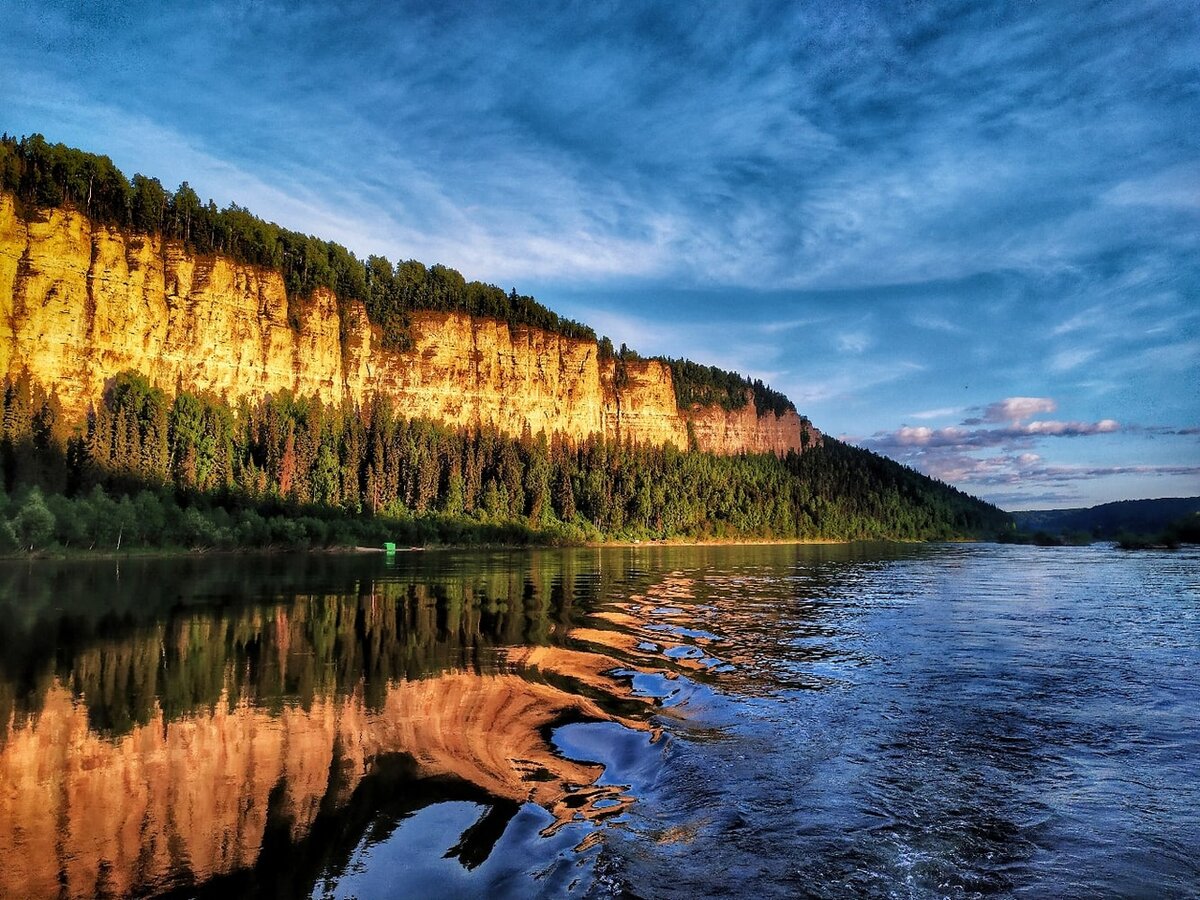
576, 544, 1200, 898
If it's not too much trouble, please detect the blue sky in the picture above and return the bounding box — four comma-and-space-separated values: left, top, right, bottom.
2, 0, 1197, 509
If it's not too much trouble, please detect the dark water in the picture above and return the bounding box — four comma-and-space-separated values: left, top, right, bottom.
0, 543, 1196, 898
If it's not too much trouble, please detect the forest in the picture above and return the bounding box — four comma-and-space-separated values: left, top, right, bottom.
661, 357, 795, 417
1, 133, 796, 415
0, 370, 1009, 554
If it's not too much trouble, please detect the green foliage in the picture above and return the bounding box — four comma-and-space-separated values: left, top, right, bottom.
0, 520, 17, 552
1167, 512, 1200, 544
660, 357, 795, 417
1013, 496, 1200, 540
0, 371, 1008, 553
362, 259, 594, 349
13, 487, 55, 549
1114, 512, 1200, 550
783, 439, 1009, 540
998, 529, 1094, 546
0, 133, 593, 348
1008, 499, 1200, 549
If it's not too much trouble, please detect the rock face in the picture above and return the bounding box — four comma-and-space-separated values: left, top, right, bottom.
0, 195, 818, 454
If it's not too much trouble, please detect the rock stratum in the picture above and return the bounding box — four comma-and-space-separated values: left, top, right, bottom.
0, 194, 818, 454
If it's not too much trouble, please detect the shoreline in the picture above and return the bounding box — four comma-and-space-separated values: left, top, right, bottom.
587, 537, 859, 548
0, 535, 941, 562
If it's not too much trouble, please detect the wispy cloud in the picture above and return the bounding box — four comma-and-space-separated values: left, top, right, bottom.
835, 331, 872, 354
757, 316, 830, 335
923, 453, 1200, 511
856, 392, 1200, 507
908, 406, 966, 421
789, 361, 926, 405
1103, 162, 1200, 210
910, 313, 966, 334
1050, 347, 1100, 373
922, 451, 1200, 489
869, 418, 1122, 453
6, 0, 1197, 291
1051, 306, 1105, 337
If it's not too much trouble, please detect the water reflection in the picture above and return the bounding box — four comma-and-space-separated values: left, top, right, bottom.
0, 551, 674, 899
3, 543, 1194, 898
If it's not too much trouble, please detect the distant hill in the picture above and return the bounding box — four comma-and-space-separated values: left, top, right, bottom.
1013, 497, 1200, 539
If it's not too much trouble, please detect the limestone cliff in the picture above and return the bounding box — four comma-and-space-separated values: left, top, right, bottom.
0, 195, 818, 454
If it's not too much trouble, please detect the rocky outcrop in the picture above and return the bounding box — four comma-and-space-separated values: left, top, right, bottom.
0, 195, 818, 454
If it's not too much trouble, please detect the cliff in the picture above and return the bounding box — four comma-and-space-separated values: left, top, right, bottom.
0, 194, 818, 454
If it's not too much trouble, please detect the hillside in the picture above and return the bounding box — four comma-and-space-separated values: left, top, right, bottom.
1013, 497, 1200, 539
0, 133, 1010, 547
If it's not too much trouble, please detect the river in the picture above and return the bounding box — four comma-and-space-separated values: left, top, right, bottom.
0, 543, 1196, 898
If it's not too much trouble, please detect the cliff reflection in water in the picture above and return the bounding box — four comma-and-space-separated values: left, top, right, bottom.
0, 552, 665, 899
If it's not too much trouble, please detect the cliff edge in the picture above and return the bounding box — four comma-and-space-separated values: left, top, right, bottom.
0, 194, 818, 454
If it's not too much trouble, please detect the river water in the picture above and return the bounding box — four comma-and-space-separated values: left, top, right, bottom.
0, 543, 1196, 898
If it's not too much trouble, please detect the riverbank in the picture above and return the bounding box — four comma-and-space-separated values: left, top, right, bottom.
0, 481, 1001, 561
0, 534, 882, 561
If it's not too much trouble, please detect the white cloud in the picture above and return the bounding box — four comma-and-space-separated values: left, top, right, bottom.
1050, 305, 1105, 337
1103, 163, 1200, 210
835, 331, 872, 354
982, 397, 1057, 424
910, 313, 966, 334
757, 316, 829, 334
788, 361, 925, 405
1023, 419, 1120, 436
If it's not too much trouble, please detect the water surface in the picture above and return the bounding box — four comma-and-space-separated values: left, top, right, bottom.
0, 543, 1196, 897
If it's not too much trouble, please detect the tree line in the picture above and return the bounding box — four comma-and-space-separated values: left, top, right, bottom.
597, 342, 796, 419
0, 370, 1009, 553
0, 133, 594, 347
662, 357, 795, 417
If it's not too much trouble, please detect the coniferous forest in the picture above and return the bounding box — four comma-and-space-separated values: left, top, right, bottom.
0, 371, 1009, 554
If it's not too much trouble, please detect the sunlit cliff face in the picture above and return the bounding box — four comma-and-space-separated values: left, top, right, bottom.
0, 194, 817, 455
